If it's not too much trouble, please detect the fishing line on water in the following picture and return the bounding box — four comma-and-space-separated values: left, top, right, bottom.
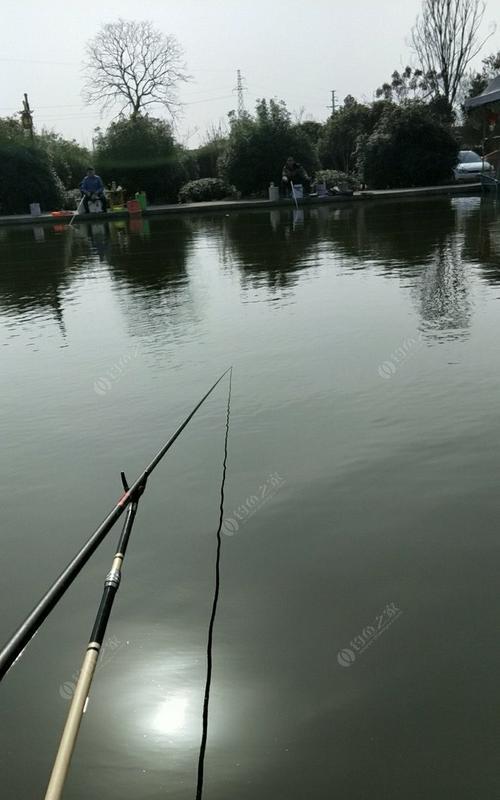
195, 366, 233, 800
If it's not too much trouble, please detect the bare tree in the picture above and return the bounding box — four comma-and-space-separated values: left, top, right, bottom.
83, 19, 189, 120
411, 0, 494, 108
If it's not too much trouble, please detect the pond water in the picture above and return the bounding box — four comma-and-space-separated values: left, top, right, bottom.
1, 196, 500, 799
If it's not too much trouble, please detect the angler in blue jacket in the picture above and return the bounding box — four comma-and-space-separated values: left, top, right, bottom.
80, 167, 108, 214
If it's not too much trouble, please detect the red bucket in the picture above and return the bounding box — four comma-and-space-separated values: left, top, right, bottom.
127, 199, 142, 215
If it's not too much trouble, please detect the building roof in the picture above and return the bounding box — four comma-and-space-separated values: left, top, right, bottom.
465, 75, 500, 110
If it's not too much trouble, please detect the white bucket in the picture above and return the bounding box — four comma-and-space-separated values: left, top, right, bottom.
30, 202, 41, 216
268, 184, 280, 202
292, 184, 303, 199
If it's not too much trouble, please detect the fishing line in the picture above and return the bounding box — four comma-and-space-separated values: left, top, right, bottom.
195, 366, 232, 800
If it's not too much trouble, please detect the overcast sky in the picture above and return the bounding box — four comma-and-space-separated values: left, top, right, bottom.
1, 0, 496, 148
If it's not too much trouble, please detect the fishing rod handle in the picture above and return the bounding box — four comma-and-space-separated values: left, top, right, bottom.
44, 644, 99, 800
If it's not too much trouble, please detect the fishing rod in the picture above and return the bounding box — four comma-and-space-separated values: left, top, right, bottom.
68, 196, 84, 228
44, 366, 232, 800
44, 487, 143, 800
0, 367, 232, 682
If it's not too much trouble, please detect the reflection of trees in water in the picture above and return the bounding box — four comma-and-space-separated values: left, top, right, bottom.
319, 198, 457, 269
194, 200, 472, 338
183, 213, 229, 269
417, 237, 471, 339
221, 209, 322, 291
461, 198, 500, 284
104, 216, 199, 343
319, 198, 471, 339
105, 217, 192, 291
0, 218, 196, 348
0, 226, 85, 337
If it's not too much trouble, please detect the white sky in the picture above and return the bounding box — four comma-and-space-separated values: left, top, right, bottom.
0, 0, 496, 148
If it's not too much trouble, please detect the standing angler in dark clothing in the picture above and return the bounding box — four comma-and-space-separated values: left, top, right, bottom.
281, 156, 312, 196
80, 167, 108, 213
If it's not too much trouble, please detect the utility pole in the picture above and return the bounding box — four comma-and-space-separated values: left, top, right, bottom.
235, 69, 246, 118
327, 89, 336, 117
20, 93, 34, 139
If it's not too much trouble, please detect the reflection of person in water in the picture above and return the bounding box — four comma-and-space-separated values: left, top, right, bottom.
85, 222, 111, 263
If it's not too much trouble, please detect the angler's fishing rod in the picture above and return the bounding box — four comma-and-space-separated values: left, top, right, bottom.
44, 485, 143, 800
0, 367, 231, 682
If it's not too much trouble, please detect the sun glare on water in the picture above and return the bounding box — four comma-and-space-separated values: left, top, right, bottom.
153, 694, 189, 736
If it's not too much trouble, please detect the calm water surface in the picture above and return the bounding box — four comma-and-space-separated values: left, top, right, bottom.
1, 197, 500, 798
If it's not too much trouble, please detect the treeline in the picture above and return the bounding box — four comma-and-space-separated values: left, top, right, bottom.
0, 118, 91, 214
0, 62, 498, 214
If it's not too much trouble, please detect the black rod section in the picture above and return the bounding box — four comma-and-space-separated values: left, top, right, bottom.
0, 368, 231, 681
89, 497, 140, 648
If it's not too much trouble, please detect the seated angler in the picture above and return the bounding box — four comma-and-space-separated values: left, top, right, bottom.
281, 156, 312, 196
80, 167, 108, 214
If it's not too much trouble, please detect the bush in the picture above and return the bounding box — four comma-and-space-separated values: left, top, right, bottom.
360, 103, 458, 189
94, 116, 190, 203
315, 169, 360, 191
0, 139, 64, 214
221, 99, 319, 196
178, 178, 235, 203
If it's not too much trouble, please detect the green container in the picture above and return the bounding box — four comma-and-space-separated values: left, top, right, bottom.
135, 191, 147, 211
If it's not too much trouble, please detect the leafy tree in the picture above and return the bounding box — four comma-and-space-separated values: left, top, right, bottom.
195, 124, 228, 178
195, 140, 226, 178
221, 99, 319, 196
376, 66, 435, 103
0, 116, 25, 141
463, 50, 500, 97
318, 98, 388, 173
0, 137, 63, 214
461, 51, 500, 149
360, 103, 458, 189
295, 120, 324, 146
94, 116, 191, 203
37, 131, 91, 189
84, 19, 189, 120
482, 51, 500, 79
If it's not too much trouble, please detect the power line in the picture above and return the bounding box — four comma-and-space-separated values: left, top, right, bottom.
184, 93, 235, 106
0, 56, 78, 65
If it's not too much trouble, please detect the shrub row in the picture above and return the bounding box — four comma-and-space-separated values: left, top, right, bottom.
178, 178, 236, 203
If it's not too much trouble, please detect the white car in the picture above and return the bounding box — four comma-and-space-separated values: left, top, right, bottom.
453, 150, 495, 181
